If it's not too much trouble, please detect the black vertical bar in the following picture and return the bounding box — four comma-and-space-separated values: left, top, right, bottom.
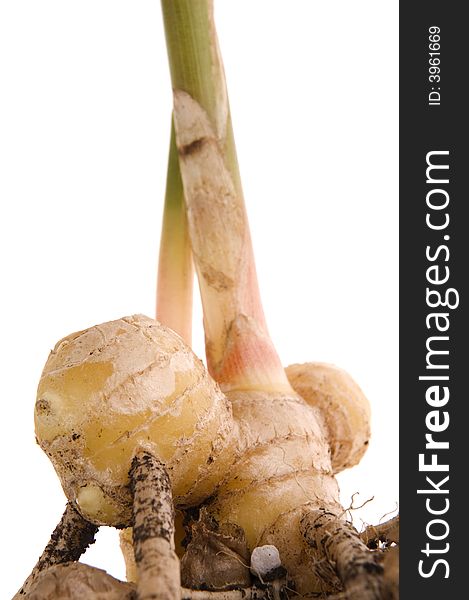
400, 2, 466, 598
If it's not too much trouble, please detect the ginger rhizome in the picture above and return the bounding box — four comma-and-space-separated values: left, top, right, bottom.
33, 316, 370, 593
21, 1, 396, 598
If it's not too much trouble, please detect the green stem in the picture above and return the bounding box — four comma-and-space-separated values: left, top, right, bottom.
161, 0, 290, 392
162, 2, 223, 130
161, 0, 243, 196
156, 120, 193, 346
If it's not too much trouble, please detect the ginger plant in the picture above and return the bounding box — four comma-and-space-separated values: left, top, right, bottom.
15, 1, 398, 599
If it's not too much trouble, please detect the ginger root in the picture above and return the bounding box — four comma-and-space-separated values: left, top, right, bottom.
33, 314, 372, 595
24, 1, 390, 596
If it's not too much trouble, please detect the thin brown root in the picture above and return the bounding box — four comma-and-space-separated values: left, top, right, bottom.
130, 450, 180, 600
282, 585, 302, 597
339, 493, 375, 523
300, 509, 387, 600
215, 550, 252, 572
349, 493, 375, 512
379, 504, 399, 523
13, 502, 98, 599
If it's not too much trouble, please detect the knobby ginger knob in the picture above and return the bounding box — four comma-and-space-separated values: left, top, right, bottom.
286, 362, 371, 473
35, 314, 235, 527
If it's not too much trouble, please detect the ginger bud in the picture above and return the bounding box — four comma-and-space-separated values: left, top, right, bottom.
285, 362, 371, 473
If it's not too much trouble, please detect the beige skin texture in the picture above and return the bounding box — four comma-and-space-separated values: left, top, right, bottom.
35, 314, 370, 594
35, 314, 236, 527
286, 362, 371, 473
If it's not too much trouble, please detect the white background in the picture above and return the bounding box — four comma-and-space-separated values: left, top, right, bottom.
0, 1, 398, 596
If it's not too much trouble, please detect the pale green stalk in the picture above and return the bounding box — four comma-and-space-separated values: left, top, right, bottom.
156, 121, 193, 346
160, 0, 290, 392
